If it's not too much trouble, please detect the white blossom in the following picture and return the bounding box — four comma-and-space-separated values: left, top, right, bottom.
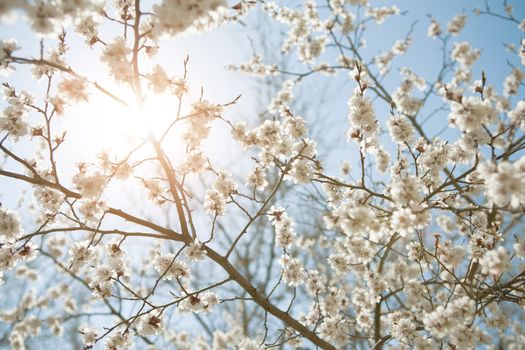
72, 166, 107, 198
449, 96, 497, 134
0, 207, 23, 242
178, 291, 219, 313
67, 241, 96, 272
509, 100, 525, 129
0, 88, 30, 139
279, 254, 306, 287
185, 240, 207, 262
138, 314, 164, 336
479, 159, 525, 208
347, 90, 378, 144
152, 0, 227, 37
59, 77, 88, 103
105, 331, 133, 350
427, 18, 441, 38
447, 14, 467, 35
153, 253, 190, 280
268, 207, 296, 248
80, 326, 97, 347
388, 115, 414, 145
423, 296, 475, 339
451, 41, 480, 68
479, 246, 511, 276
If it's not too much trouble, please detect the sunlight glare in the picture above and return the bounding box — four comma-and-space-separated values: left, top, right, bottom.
86, 92, 189, 156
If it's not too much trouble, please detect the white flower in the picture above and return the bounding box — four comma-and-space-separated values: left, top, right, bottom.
9, 331, 25, 350
427, 19, 441, 38
447, 14, 467, 35
101, 37, 132, 82
181, 150, 206, 173
279, 254, 306, 287
153, 253, 190, 280
80, 326, 97, 347
520, 39, 525, 65
46, 235, 66, 258
514, 238, 525, 258
48, 316, 63, 337
0, 244, 17, 270
78, 199, 106, 223
152, 0, 227, 37
503, 68, 523, 96
238, 338, 261, 350
348, 90, 379, 146
92, 265, 114, 285
479, 246, 510, 276
451, 41, 480, 68
214, 171, 237, 196
449, 96, 497, 134
509, 100, 525, 130
185, 241, 207, 262
318, 316, 350, 345
347, 90, 378, 144
18, 242, 38, 262
178, 291, 219, 313
285, 115, 308, 138
439, 240, 465, 268
246, 166, 268, 191
26, 1, 62, 35
287, 158, 314, 184
306, 269, 326, 295
269, 80, 294, 113
346, 237, 375, 264
423, 296, 475, 339
229, 54, 278, 76
67, 241, 96, 272
328, 253, 350, 274
519, 19, 525, 32
479, 159, 525, 208
72, 166, 107, 198
389, 314, 417, 342
365, 6, 400, 24
0, 38, 19, 75
183, 100, 222, 148
203, 189, 227, 216
268, 207, 297, 248
0, 88, 29, 139
75, 14, 100, 45
390, 175, 422, 205
59, 77, 88, 103
388, 115, 414, 145
392, 77, 423, 116
231, 121, 249, 144
372, 147, 390, 173
91, 280, 112, 299
34, 187, 64, 215
419, 138, 450, 176
105, 331, 133, 350
0, 207, 23, 242
337, 204, 377, 237
391, 207, 419, 237
138, 314, 164, 336
143, 179, 164, 204
147, 64, 171, 93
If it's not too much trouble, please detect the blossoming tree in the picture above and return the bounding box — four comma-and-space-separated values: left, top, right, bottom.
1, 0, 525, 349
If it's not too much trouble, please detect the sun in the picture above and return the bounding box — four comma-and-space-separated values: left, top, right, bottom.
81, 90, 190, 156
